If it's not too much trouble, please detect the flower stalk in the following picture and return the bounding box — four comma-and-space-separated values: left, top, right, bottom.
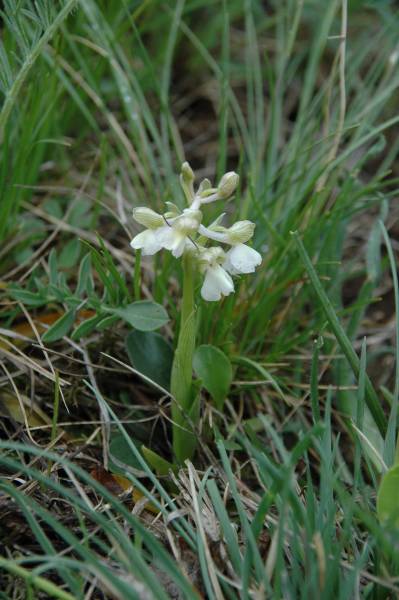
170, 253, 197, 463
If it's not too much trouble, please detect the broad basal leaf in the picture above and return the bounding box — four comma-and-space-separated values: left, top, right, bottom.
109, 300, 169, 331
193, 344, 232, 410
126, 330, 173, 390
377, 465, 399, 527
42, 309, 76, 343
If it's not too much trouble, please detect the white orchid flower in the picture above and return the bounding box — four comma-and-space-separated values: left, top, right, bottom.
198, 219, 262, 275
223, 243, 262, 275
130, 228, 168, 255
198, 219, 254, 245
159, 208, 202, 258
130, 207, 170, 256
198, 247, 234, 302
130, 206, 201, 258
130, 162, 261, 302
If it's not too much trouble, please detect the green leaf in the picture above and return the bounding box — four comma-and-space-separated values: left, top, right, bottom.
43, 199, 63, 219
377, 465, 399, 526
76, 253, 92, 297
14, 246, 35, 265
68, 199, 91, 228
59, 238, 81, 269
380, 222, 399, 467
96, 315, 119, 331
9, 288, 45, 307
71, 313, 103, 341
109, 433, 145, 473
126, 330, 173, 390
193, 344, 232, 410
141, 446, 177, 477
366, 222, 382, 284
109, 301, 169, 331
48, 284, 68, 303
42, 310, 76, 343
90, 248, 117, 303
97, 236, 130, 301
48, 249, 58, 285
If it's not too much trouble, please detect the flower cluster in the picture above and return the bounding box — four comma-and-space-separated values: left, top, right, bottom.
130, 163, 262, 301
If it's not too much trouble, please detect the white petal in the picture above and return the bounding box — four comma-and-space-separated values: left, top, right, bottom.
201, 265, 234, 302
224, 243, 262, 274
159, 228, 187, 257
130, 229, 164, 256
227, 220, 255, 244
132, 207, 164, 229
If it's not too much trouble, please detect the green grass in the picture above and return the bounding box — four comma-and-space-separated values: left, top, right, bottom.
1, 0, 399, 597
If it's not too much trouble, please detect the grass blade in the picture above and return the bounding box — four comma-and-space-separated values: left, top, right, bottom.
292, 230, 386, 435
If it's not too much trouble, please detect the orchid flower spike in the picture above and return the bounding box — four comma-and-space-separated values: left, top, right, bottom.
130, 162, 262, 301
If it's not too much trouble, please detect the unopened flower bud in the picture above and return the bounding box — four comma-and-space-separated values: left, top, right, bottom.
226, 220, 255, 244
217, 171, 239, 199
133, 207, 164, 229
181, 161, 195, 183
180, 162, 196, 203
198, 178, 212, 195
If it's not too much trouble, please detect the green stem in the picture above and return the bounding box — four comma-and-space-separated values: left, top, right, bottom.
395, 433, 399, 467
134, 249, 142, 299
51, 370, 60, 443
0, 557, 75, 600
170, 253, 197, 463
46, 370, 60, 478
181, 253, 195, 329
